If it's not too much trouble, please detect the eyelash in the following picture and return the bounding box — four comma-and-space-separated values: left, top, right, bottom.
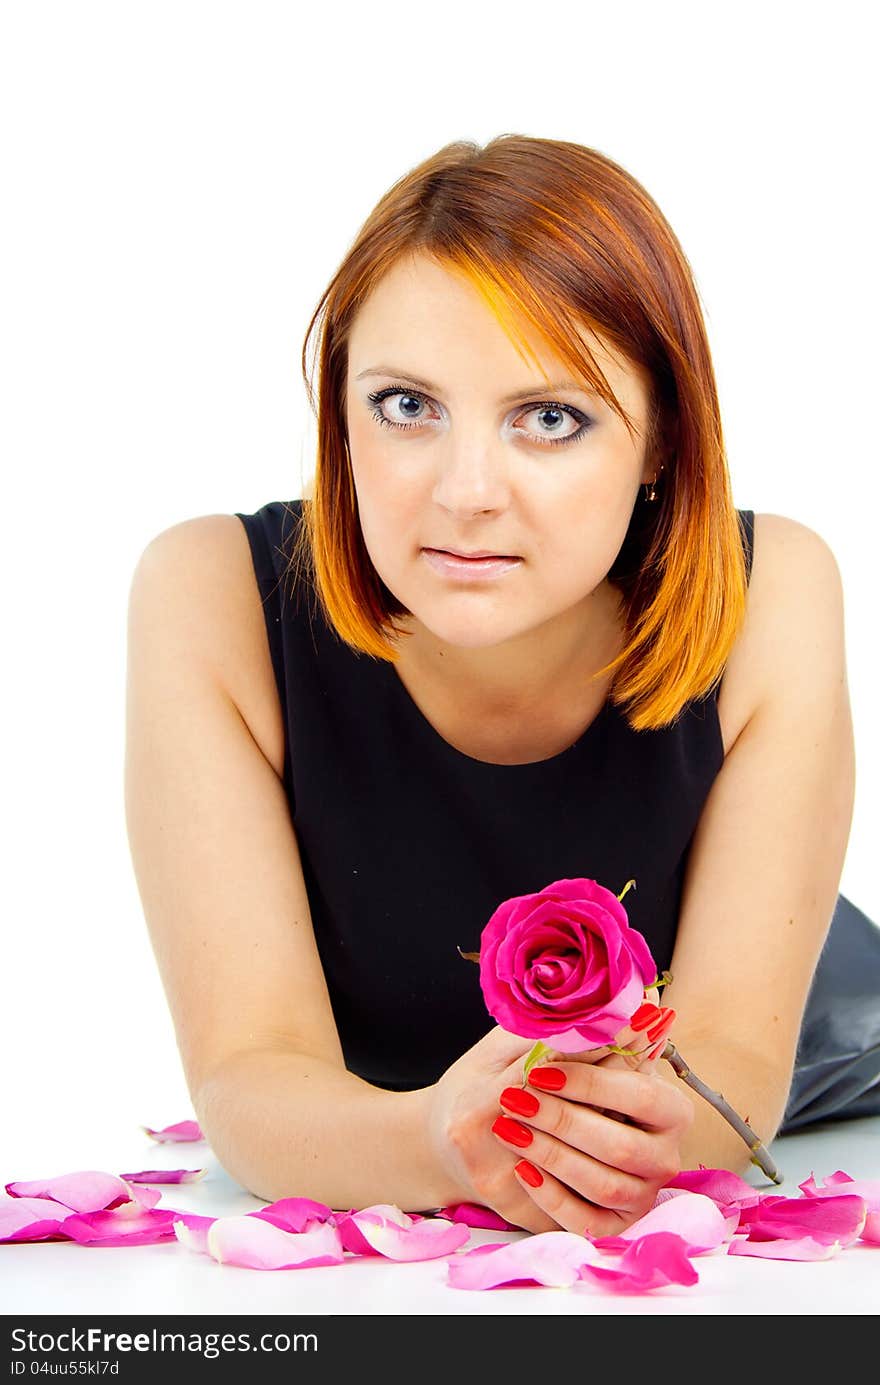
365, 386, 594, 448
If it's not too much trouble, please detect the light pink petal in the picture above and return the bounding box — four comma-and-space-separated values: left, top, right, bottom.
862, 1212, 880, 1244
5, 1171, 142, 1213
142, 1120, 204, 1143
61, 1206, 182, 1246
172, 1214, 217, 1255
799, 1170, 880, 1213
436, 1202, 520, 1231
737, 1194, 866, 1247
119, 1169, 207, 1185
0, 1195, 75, 1243
666, 1168, 762, 1210
346, 1205, 471, 1261
729, 1235, 842, 1261
579, 1232, 699, 1291
249, 1197, 335, 1233
205, 1214, 344, 1269
591, 1191, 736, 1255
447, 1231, 600, 1289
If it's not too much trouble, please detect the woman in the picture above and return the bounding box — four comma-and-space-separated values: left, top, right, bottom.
124, 135, 857, 1237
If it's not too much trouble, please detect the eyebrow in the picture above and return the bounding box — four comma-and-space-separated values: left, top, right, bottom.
354, 366, 597, 404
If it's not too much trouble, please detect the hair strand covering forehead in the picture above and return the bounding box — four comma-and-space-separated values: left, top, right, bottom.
290, 133, 748, 734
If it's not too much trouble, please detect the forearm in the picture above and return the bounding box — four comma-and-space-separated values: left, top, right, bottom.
652, 1036, 790, 1180
194, 1047, 456, 1213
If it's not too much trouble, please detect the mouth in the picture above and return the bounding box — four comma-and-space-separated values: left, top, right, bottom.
424, 548, 520, 561
420, 548, 523, 580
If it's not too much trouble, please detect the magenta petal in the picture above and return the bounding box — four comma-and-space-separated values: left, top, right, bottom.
666, 1168, 762, 1210
728, 1235, 842, 1261
119, 1169, 207, 1185
436, 1202, 520, 1231
447, 1231, 600, 1289
343, 1204, 471, 1261
172, 1214, 217, 1255
142, 1120, 204, 1143
61, 1206, 182, 1246
737, 1194, 866, 1247
591, 1191, 736, 1255
579, 1232, 699, 1291
250, 1197, 335, 1233
205, 1214, 344, 1269
5, 1171, 143, 1213
0, 1195, 75, 1243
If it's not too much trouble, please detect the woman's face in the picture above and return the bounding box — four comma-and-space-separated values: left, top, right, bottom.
344, 253, 656, 655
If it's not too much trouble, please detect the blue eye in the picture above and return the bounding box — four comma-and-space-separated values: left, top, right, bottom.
365, 387, 594, 448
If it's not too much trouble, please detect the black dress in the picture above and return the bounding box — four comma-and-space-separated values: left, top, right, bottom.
234, 500, 880, 1127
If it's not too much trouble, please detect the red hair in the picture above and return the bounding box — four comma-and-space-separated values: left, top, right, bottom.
286, 134, 748, 732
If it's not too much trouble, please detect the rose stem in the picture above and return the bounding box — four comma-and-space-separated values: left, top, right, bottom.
660, 1042, 782, 1186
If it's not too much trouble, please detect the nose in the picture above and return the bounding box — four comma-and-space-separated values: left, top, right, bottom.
430, 435, 511, 516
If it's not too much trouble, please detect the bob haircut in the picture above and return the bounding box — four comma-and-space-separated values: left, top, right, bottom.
287, 133, 749, 733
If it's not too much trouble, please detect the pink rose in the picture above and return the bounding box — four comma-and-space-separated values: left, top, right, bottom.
478, 877, 657, 1053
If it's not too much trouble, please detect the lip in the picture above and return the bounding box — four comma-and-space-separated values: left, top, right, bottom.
421, 548, 523, 581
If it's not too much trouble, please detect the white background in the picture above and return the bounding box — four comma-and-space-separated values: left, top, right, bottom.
1, 1, 877, 1156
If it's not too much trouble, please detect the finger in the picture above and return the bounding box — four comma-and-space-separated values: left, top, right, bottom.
510, 1155, 637, 1239
491, 1114, 647, 1216
498, 1085, 668, 1180
525, 1058, 681, 1131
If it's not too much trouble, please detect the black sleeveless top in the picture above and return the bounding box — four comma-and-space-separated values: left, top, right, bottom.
234, 500, 754, 1091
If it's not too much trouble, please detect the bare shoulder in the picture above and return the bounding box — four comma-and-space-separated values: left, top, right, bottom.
717, 512, 845, 757
135, 514, 286, 779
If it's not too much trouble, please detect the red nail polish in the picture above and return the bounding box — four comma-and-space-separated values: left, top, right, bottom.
499, 1086, 541, 1117
630, 1003, 663, 1031
515, 1159, 543, 1188
491, 1114, 534, 1148
527, 1066, 566, 1091
646, 1008, 676, 1042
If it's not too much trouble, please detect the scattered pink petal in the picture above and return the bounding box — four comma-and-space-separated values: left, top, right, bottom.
337, 1204, 470, 1261
250, 1197, 335, 1233
205, 1214, 344, 1269
736, 1195, 866, 1248
61, 1206, 183, 1247
171, 1214, 217, 1255
728, 1235, 842, 1261
665, 1168, 763, 1211
119, 1169, 207, 1185
0, 1195, 75, 1243
798, 1171, 880, 1244
447, 1231, 600, 1289
579, 1233, 699, 1291
142, 1120, 203, 1143
5, 1171, 160, 1214
591, 1191, 737, 1255
436, 1202, 520, 1231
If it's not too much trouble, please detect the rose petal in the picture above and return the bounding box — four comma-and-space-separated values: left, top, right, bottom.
579, 1232, 699, 1291
0, 1195, 75, 1243
119, 1169, 207, 1185
591, 1191, 737, 1255
142, 1120, 204, 1143
205, 1214, 344, 1269
339, 1205, 470, 1261
61, 1206, 182, 1246
666, 1167, 763, 1211
249, 1197, 335, 1233
172, 1214, 217, 1255
736, 1194, 866, 1247
5, 1171, 156, 1213
728, 1235, 842, 1261
436, 1202, 520, 1231
447, 1231, 600, 1289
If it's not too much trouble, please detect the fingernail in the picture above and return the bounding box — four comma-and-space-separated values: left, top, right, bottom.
647, 1038, 670, 1061
499, 1086, 541, 1117
514, 1159, 543, 1188
630, 1003, 663, 1031
491, 1114, 534, 1148
526, 1066, 567, 1091
646, 1008, 676, 1042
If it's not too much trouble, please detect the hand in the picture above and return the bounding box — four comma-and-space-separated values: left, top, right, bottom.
425, 1024, 576, 1234
489, 1034, 695, 1237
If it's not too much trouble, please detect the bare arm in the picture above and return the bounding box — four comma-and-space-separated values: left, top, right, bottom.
124, 515, 458, 1212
